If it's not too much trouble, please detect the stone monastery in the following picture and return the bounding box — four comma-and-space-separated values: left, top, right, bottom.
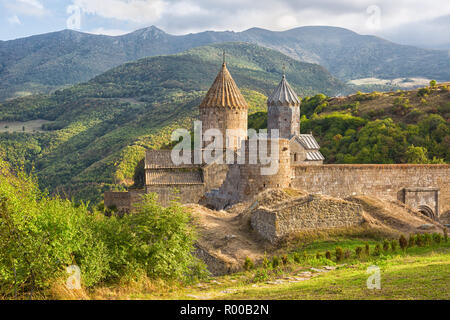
105, 57, 450, 223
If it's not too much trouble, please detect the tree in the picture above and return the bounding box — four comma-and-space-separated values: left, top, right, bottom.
429, 80, 437, 88
405, 145, 429, 164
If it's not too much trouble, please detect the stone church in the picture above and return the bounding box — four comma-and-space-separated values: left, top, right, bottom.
105, 58, 450, 221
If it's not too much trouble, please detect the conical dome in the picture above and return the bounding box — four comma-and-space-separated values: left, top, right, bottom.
200, 63, 248, 109
267, 75, 300, 107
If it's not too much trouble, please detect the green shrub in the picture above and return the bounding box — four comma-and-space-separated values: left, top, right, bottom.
390, 240, 398, 252
253, 269, 269, 283
281, 255, 289, 265
355, 246, 363, 258
432, 233, 442, 245
292, 252, 301, 264
373, 244, 381, 256
415, 234, 423, 247
424, 233, 432, 246
399, 235, 408, 251
0, 161, 207, 297
444, 228, 448, 243
383, 240, 390, 252
408, 234, 415, 247
243, 257, 254, 271
365, 243, 370, 256
316, 252, 321, 260
271, 256, 280, 269
344, 249, 351, 259
335, 247, 344, 262
325, 251, 331, 260
262, 253, 271, 269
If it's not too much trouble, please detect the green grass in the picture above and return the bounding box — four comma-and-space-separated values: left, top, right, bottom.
97, 239, 450, 300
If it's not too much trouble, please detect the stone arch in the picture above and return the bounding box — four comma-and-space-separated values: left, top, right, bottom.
418, 205, 435, 219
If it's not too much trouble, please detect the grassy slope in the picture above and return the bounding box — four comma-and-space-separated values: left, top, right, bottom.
0, 43, 345, 203
90, 240, 450, 300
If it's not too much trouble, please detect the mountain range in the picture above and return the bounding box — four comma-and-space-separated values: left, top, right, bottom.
1, 25, 449, 101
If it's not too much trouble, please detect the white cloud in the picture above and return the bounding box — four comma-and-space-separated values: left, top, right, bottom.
17, 0, 43, 10
4, 0, 47, 16
8, 15, 22, 25
73, 0, 166, 23
87, 27, 130, 36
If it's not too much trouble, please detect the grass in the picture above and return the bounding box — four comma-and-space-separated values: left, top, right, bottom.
81, 238, 450, 300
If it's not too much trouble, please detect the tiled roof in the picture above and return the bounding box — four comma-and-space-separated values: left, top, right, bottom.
267, 75, 301, 107
306, 150, 325, 161
296, 134, 321, 150
199, 63, 248, 109
145, 169, 204, 185
145, 150, 198, 169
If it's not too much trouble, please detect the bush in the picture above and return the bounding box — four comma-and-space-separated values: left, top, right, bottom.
344, 249, 351, 259
335, 247, 344, 262
415, 234, 423, 247
0, 161, 206, 298
243, 257, 254, 271
424, 233, 432, 246
281, 255, 289, 265
271, 256, 280, 269
432, 233, 442, 245
262, 253, 271, 269
325, 251, 332, 260
373, 244, 381, 256
390, 240, 398, 252
292, 252, 301, 264
444, 228, 448, 243
408, 234, 415, 247
316, 252, 321, 260
383, 240, 390, 252
365, 243, 370, 256
355, 246, 363, 258
399, 235, 408, 251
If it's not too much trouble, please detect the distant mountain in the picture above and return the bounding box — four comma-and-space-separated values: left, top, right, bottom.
0, 43, 345, 202
1, 26, 449, 100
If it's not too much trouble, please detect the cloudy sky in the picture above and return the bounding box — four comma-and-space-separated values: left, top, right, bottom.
1, 0, 449, 49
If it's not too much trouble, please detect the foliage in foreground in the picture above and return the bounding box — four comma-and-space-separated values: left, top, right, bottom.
0, 160, 206, 298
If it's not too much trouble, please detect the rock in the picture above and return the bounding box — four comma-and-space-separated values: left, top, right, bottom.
418, 224, 434, 230
324, 266, 336, 270
444, 224, 450, 228
310, 267, 327, 273
225, 234, 237, 240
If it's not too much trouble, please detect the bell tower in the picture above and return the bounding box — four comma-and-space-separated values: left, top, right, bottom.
267, 71, 301, 139
199, 52, 248, 150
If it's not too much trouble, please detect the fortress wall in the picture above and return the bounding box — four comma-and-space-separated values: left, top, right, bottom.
203, 163, 229, 190
146, 184, 206, 206
291, 164, 450, 217
251, 195, 364, 243
104, 190, 144, 213
238, 139, 291, 199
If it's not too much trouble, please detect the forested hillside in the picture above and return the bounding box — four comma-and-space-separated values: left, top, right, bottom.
0, 43, 344, 203
1, 25, 449, 100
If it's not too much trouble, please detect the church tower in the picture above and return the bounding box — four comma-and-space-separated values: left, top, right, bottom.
267, 73, 301, 139
199, 54, 248, 150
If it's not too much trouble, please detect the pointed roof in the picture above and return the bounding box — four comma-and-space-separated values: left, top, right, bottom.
268, 74, 301, 107
200, 61, 248, 109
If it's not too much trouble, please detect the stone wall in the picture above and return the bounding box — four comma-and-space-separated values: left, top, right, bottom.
146, 184, 206, 206
104, 190, 144, 213
291, 164, 450, 218
251, 194, 364, 243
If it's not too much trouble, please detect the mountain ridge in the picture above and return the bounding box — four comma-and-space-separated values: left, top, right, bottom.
1, 25, 449, 101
